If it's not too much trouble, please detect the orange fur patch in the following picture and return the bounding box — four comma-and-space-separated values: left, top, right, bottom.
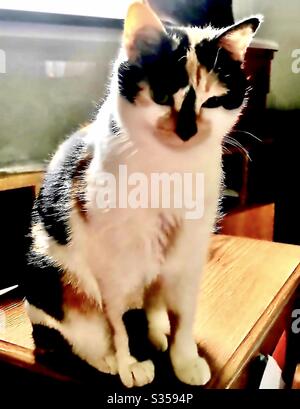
63, 281, 100, 314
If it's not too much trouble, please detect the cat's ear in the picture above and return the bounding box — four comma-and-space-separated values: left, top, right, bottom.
217, 16, 263, 62
123, 0, 166, 60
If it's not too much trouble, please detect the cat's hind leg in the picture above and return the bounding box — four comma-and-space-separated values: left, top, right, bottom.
60, 308, 118, 375
26, 301, 117, 376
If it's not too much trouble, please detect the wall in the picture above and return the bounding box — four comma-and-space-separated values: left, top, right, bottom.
0, 21, 121, 167
233, 0, 300, 109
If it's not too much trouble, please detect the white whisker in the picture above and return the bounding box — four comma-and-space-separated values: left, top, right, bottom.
211, 47, 221, 72
231, 129, 262, 142
223, 136, 251, 161
177, 55, 187, 63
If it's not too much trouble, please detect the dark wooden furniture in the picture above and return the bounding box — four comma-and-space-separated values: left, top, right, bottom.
220, 43, 277, 239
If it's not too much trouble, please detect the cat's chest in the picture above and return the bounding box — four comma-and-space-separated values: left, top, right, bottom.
84, 205, 182, 285
85, 135, 221, 281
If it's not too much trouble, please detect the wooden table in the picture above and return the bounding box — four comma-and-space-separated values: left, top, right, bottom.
0, 170, 43, 196
1, 235, 300, 388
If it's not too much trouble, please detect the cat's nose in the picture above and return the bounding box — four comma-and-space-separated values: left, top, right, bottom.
176, 119, 197, 141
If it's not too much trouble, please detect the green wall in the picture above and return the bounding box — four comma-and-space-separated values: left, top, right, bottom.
0, 24, 120, 167
234, 0, 300, 109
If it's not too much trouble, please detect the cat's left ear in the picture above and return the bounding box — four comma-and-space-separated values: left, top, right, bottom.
217, 16, 263, 62
123, 1, 166, 60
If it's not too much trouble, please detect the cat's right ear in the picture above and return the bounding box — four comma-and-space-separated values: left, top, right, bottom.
123, 1, 166, 60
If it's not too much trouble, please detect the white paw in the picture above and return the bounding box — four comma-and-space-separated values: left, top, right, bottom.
148, 328, 168, 352
120, 359, 155, 388
173, 356, 211, 386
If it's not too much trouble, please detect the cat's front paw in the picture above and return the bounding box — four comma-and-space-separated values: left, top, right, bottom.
119, 359, 155, 388
172, 356, 211, 386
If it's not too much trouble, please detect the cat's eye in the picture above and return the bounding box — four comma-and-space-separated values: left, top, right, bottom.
156, 94, 169, 105
202, 96, 222, 109
150, 89, 170, 105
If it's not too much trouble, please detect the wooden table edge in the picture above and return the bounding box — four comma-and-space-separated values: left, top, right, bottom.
0, 171, 44, 195
213, 262, 300, 388
0, 339, 73, 382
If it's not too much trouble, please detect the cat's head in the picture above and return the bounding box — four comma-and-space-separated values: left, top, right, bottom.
117, 1, 262, 148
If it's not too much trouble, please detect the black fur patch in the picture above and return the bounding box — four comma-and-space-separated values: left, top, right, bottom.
196, 39, 248, 110
118, 62, 144, 103
109, 115, 121, 135
35, 132, 88, 245
24, 252, 64, 321
32, 324, 105, 382
118, 28, 189, 106
72, 152, 93, 221
176, 86, 197, 141
33, 323, 71, 353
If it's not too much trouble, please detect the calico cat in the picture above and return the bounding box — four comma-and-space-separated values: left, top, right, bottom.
24, 1, 262, 388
